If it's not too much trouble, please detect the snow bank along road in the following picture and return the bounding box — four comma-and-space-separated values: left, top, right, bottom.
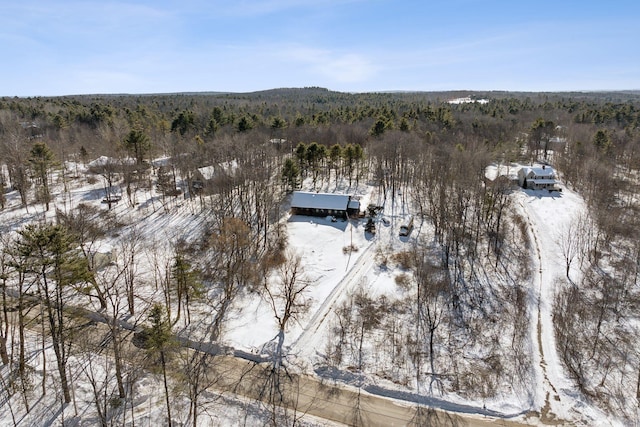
209, 355, 531, 427
8, 261, 536, 426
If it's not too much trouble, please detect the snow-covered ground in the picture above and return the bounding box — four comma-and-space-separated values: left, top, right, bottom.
0, 159, 627, 425
515, 186, 615, 424
225, 213, 373, 353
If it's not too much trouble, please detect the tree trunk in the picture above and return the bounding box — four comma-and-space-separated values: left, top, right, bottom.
50, 317, 72, 403
161, 351, 172, 427
17, 277, 29, 412
636, 364, 640, 403
429, 326, 437, 393
40, 298, 47, 399
0, 275, 10, 365
358, 321, 365, 371
111, 320, 126, 398
0, 335, 7, 365
127, 278, 135, 316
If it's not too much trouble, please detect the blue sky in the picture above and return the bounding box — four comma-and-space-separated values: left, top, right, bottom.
1, 0, 639, 96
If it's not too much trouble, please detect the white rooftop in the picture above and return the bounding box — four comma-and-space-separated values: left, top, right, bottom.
523, 166, 555, 177
290, 192, 350, 211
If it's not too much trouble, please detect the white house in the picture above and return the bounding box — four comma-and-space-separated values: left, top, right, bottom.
192, 160, 240, 191
195, 160, 239, 181
518, 165, 560, 190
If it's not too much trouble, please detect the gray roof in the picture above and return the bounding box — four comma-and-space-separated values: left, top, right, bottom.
291, 192, 350, 211
522, 166, 555, 178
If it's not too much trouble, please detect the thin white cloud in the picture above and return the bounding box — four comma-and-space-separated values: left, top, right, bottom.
282, 46, 376, 83
0, 1, 169, 33
194, 0, 369, 16
1, 0, 638, 95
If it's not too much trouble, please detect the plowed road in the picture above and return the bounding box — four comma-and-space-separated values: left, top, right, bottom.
209, 355, 531, 427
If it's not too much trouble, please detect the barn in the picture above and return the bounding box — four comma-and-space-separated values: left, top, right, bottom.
290, 191, 360, 218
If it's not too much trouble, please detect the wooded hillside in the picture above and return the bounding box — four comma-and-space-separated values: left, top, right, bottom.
0, 89, 639, 425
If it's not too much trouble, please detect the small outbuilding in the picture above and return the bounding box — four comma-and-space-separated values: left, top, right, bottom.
290, 191, 360, 218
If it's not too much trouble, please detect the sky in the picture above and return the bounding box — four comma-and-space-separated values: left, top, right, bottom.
1, 0, 639, 96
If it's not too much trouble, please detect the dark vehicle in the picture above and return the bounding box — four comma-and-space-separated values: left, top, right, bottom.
365, 217, 376, 234
399, 216, 414, 236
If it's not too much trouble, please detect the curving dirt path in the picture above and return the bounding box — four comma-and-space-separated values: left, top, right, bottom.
516, 188, 609, 425
523, 206, 560, 424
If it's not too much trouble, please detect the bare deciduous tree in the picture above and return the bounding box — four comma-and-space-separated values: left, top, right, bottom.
414, 250, 448, 394
0, 235, 11, 366
559, 217, 581, 281
206, 217, 258, 341
249, 252, 312, 427
263, 251, 312, 367
118, 227, 143, 316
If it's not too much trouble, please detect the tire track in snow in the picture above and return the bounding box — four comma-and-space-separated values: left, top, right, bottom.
519, 198, 561, 422
291, 241, 376, 356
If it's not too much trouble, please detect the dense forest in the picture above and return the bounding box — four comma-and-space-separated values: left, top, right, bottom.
1, 88, 640, 425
